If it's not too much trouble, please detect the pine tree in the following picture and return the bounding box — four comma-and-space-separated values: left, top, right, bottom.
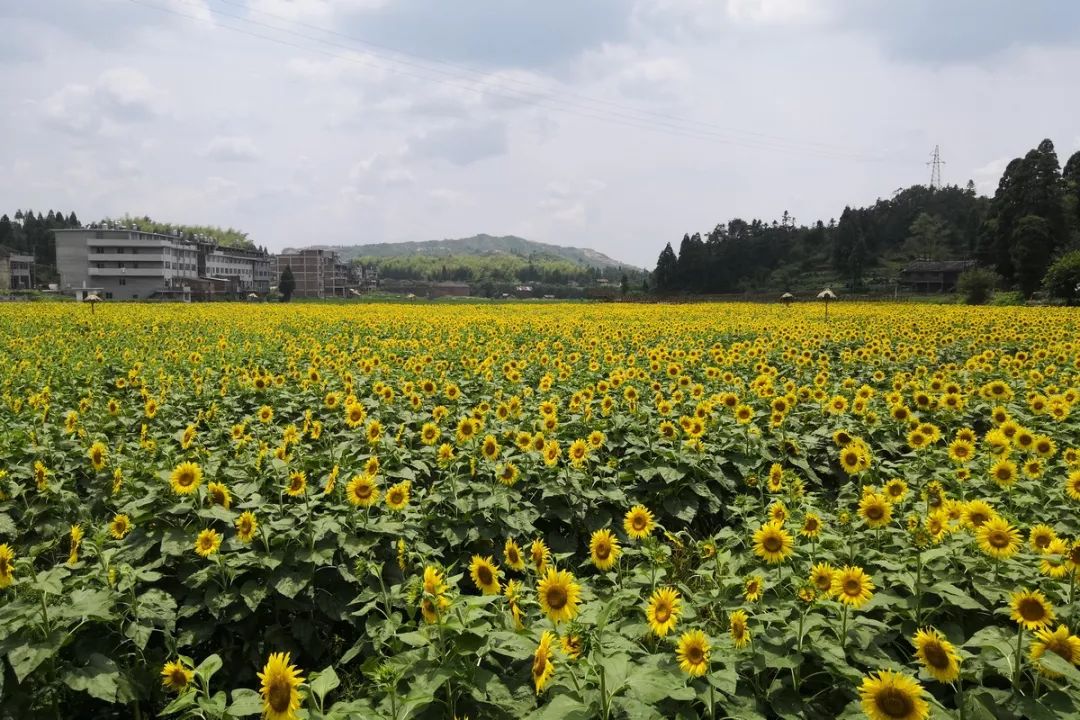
279, 266, 296, 302
654, 242, 678, 292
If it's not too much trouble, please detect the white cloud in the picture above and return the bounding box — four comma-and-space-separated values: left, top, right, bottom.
203, 136, 261, 162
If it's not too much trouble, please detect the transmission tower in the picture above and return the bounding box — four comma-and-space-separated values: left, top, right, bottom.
927, 145, 945, 189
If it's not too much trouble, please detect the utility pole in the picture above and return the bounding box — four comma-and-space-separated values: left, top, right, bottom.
927, 145, 945, 189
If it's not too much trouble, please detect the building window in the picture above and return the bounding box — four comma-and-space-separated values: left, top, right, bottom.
105, 292, 113, 299
119, 278, 126, 286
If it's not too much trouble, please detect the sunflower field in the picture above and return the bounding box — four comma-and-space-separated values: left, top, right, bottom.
1, 302, 1080, 720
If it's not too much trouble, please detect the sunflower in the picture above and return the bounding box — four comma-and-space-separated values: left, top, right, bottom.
236, 511, 258, 543
1010, 589, 1055, 630
258, 652, 304, 720
1029, 625, 1080, 678
530, 538, 551, 573
496, 462, 520, 487
537, 567, 581, 624
801, 512, 823, 538
676, 629, 710, 677
859, 493, 893, 529
624, 505, 655, 540
170, 462, 203, 495
257, 405, 273, 423
346, 474, 380, 507
1066, 470, 1080, 501
345, 403, 366, 428
839, 445, 866, 474
912, 628, 960, 683
976, 517, 1021, 559
989, 459, 1017, 489
744, 575, 764, 602
962, 500, 995, 529
810, 563, 834, 594
730, 609, 751, 648
480, 434, 501, 462
532, 631, 556, 694
925, 511, 949, 543
504, 538, 526, 571
0, 544, 15, 589
68, 524, 83, 565
109, 514, 131, 540
859, 670, 929, 720
161, 660, 193, 693
734, 404, 753, 424
560, 633, 582, 660
645, 587, 681, 637
752, 521, 794, 564
589, 529, 620, 571
766, 463, 784, 492
883, 478, 909, 503
385, 481, 411, 511
285, 471, 307, 497
768, 501, 788, 525
456, 417, 478, 443
419, 422, 440, 446
469, 555, 501, 595
207, 481, 232, 509
194, 529, 222, 558
420, 566, 451, 623
831, 565, 874, 608
1029, 525, 1057, 553
87, 441, 108, 471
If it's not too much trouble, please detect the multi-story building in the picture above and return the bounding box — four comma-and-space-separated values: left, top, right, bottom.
0, 246, 35, 291
54, 227, 271, 301
273, 248, 360, 298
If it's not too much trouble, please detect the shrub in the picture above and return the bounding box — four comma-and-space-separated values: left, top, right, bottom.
1042, 249, 1080, 305
956, 267, 999, 305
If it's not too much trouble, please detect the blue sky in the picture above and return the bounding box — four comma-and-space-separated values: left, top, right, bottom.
2, 0, 1079, 266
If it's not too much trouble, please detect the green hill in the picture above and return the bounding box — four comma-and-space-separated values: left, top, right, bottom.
304, 234, 633, 270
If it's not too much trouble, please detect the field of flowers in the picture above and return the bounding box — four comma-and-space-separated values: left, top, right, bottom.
1, 301, 1079, 720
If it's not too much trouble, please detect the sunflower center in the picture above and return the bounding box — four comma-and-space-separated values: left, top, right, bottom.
1048, 641, 1073, 662
875, 688, 914, 718
632, 516, 647, 531
170, 669, 188, 687
814, 575, 831, 591
595, 543, 610, 560
762, 535, 782, 553
844, 579, 861, 596
806, 519, 819, 531
477, 566, 494, 585
1019, 598, 1046, 621
389, 490, 403, 504
532, 655, 548, 678
1035, 535, 1051, 549
923, 642, 950, 669
178, 471, 194, 487
654, 603, 671, 623
686, 645, 704, 663
988, 530, 1010, 548
545, 586, 568, 610
268, 679, 292, 713
865, 505, 884, 520
970, 513, 988, 527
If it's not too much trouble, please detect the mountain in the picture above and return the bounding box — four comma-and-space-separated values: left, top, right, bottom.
300, 234, 633, 270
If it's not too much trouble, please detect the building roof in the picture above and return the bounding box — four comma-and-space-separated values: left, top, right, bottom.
901, 260, 977, 273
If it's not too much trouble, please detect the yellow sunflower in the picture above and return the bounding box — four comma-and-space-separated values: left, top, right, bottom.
469, 555, 501, 595
1065, 470, 1080, 501
108, 514, 131, 540
624, 505, 655, 540
801, 512, 823, 538
831, 565, 874, 608
504, 538, 526, 572
810, 563, 834, 594
194, 529, 222, 558
1040, 539, 1070, 578
160, 660, 193, 693
170, 462, 203, 495
1029, 625, 1080, 678
236, 511, 258, 543
752, 521, 794, 564
676, 629, 710, 677
1010, 589, 1055, 631
346, 474, 380, 508
729, 609, 751, 649
385, 481, 411, 511
0, 544, 15, 589
536, 567, 581, 624
87, 441, 108, 471
859, 493, 893, 529
976, 517, 1021, 559
859, 670, 929, 720
258, 652, 304, 720
744, 575, 764, 602
285, 471, 307, 497
912, 628, 960, 683
883, 478, 909, 503
207, 482, 232, 510
530, 538, 551, 573
645, 587, 681, 637
589, 529, 621, 571
1029, 525, 1057, 553
532, 631, 556, 694
989, 459, 1018, 489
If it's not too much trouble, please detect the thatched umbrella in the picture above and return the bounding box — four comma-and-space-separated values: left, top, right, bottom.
781, 292, 794, 306
247, 293, 260, 301
817, 288, 836, 320
84, 293, 102, 314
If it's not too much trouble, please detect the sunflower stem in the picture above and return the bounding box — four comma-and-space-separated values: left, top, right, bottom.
1012, 624, 1024, 693
839, 604, 849, 652
914, 547, 923, 625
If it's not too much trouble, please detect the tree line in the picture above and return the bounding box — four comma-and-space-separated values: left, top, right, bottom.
653, 138, 1080, 298
0, 210, 80, 270
356, 253, 645, 286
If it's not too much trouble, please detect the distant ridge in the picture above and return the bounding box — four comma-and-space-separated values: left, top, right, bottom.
297, 234, 635, 270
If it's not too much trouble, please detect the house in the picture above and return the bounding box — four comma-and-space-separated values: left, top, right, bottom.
899, 260, 977, 293
273, 249, 360, 298
0, 246, 35, 291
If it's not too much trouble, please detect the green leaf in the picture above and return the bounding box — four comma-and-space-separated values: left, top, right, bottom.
1037, 652, 1080, 683
309, 666, 341, 705
62, 653, 120, 703
526, 694, 591, 719
8, 638, 57, 682
34, 566, 68, 595
228, 688, 265, 716
196, 653, 223, 684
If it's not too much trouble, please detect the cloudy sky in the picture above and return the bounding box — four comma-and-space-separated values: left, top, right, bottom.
2, 1, 1079, 267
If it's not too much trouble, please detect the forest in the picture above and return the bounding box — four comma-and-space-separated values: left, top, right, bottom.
356, 252, 644, 286
653, 139, 1080, 297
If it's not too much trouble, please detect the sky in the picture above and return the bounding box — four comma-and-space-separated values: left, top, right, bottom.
2, 0, 1079, 268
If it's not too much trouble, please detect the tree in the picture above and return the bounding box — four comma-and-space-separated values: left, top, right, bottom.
957, 268, 999, 305
279, 266, 296, 302
620, 273, 629, 296
0, 215, 12, 249
904, 212, 952, 260
1011, 215, 1054, 297
653, 242, 678, 292
1043, 250, 1080, 305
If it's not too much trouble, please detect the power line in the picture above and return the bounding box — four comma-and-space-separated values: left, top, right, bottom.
927, 145, 945, 188
124, 0, 890, 161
